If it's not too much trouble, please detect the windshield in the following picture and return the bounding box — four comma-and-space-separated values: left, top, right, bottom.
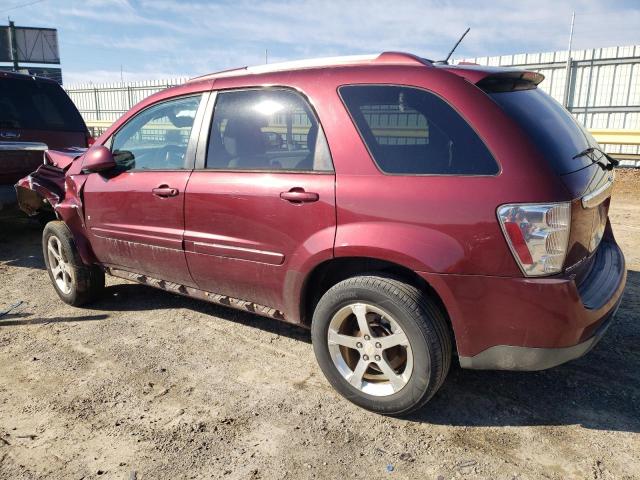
489, 88, 597, 175
0, 78, 86, 132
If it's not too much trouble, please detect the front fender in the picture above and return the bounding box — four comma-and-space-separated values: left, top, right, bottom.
16, 161, 97, 266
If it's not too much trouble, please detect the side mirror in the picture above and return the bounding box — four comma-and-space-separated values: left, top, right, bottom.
82, 145, 116, 173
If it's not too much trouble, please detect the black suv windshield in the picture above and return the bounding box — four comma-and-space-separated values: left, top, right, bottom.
0, 78, 85, 132
489, 88, 596, 175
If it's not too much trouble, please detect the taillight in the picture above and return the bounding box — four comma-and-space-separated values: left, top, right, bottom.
86, 131, 95, 147
497, 203, 571, 277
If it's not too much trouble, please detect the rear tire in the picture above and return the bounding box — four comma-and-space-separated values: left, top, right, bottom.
311, 274, 451, 416
42, 221, 104, 306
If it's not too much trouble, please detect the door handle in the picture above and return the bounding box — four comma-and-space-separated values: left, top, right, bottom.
152, 185, 179, 198
280, 188, 319, 204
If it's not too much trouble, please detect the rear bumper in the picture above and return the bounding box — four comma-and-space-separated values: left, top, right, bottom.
458, 300, 620, 370
420, 240, 626, 371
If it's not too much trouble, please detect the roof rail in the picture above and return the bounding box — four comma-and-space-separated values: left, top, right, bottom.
189, 51, 432, 82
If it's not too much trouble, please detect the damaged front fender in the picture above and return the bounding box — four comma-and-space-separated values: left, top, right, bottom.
15, 148, 97, 265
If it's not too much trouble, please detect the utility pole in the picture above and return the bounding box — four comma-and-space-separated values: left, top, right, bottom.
562, 11, 575, 108
265, 48, 268, 64
8, 19, 19, 71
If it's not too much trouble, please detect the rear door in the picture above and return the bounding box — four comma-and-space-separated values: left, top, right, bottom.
83, 94, 207, 285
184, 88, 336, 313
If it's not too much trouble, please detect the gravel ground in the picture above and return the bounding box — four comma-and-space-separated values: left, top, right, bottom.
0, 171, 639, 480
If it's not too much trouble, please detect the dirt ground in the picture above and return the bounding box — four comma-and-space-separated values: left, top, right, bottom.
0, 171, 639, 480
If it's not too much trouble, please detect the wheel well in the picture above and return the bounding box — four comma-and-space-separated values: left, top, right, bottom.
300, 257, 452, 333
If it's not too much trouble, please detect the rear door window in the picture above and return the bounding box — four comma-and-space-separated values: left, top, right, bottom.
339, 85, 498, 175
488, 88, 596, 175
0, 78, 85, 131
206, 88, 333, 172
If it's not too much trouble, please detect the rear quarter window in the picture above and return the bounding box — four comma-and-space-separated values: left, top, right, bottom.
339, 85, 498, 175
0, 78, 85, 132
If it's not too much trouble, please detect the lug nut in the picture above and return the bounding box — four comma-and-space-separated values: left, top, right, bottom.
374, 355, 381, 361
375, 342, 382, 348
356, 342, 363, 349
364, 335, 370, 340
363, 355, 369, 361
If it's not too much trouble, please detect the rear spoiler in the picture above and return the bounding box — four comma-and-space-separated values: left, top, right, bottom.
441, 66, 545, 92
476, 71, 545, 93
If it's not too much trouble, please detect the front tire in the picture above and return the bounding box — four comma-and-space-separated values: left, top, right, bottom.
311, 274, 451, 416
42, 221, 104, 306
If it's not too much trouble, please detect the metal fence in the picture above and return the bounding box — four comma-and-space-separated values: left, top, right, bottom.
64, 78, 188, 134
458, 44, 640, 156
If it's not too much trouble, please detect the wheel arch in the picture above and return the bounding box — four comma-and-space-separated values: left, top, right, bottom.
299, 257, 453, 342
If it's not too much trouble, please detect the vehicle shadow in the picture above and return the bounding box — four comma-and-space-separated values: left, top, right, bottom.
0, 218, 45, 270
410, 269, 640, 433
91, 282, 312, 344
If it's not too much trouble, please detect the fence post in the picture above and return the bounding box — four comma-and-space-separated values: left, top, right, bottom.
93, 87, 101, 121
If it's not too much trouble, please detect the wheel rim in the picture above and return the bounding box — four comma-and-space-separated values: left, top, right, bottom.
327, 303, 413, 397
47, 235, 73, 294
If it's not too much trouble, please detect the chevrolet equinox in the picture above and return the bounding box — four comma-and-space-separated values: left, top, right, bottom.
17, 52, 626, 415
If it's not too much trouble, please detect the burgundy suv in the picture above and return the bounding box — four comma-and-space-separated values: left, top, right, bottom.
1, 72, 89, 213
17, 53, 626, 415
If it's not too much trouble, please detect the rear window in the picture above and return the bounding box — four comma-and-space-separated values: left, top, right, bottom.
339, 85, 498, 175
489, 88, 596, 175
0, 78, 85, 132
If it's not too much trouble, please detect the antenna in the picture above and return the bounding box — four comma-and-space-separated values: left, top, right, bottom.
436, 27, 470, 65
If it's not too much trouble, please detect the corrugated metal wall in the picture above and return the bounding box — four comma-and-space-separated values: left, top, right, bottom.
458, 45, 640, 155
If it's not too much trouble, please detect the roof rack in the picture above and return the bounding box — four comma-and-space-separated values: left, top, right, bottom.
189, 51, 432, 82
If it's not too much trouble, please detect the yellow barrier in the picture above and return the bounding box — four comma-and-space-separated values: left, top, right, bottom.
589, 130, 640, 146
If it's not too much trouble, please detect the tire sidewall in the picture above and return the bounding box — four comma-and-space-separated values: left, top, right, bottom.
42, 222, 82, 305
312, 281, 434, 415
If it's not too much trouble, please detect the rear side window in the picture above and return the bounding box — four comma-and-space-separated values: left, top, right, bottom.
206, 88, 333, 172
339, 85, 498, 175
0, 78, 85, 131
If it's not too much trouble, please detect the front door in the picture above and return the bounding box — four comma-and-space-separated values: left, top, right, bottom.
184, 88, 336, 314
83, 94, 205, 285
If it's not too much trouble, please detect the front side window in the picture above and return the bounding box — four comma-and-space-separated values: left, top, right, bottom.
339, 85, 499, 175
206, 89, 333, 172
111, 95, 202, 171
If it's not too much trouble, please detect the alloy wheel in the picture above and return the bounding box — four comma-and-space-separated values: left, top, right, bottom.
327, 303, 413, 396
47, 235, 73, 294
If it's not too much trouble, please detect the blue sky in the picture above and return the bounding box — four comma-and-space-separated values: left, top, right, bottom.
2, 0, 639, 85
